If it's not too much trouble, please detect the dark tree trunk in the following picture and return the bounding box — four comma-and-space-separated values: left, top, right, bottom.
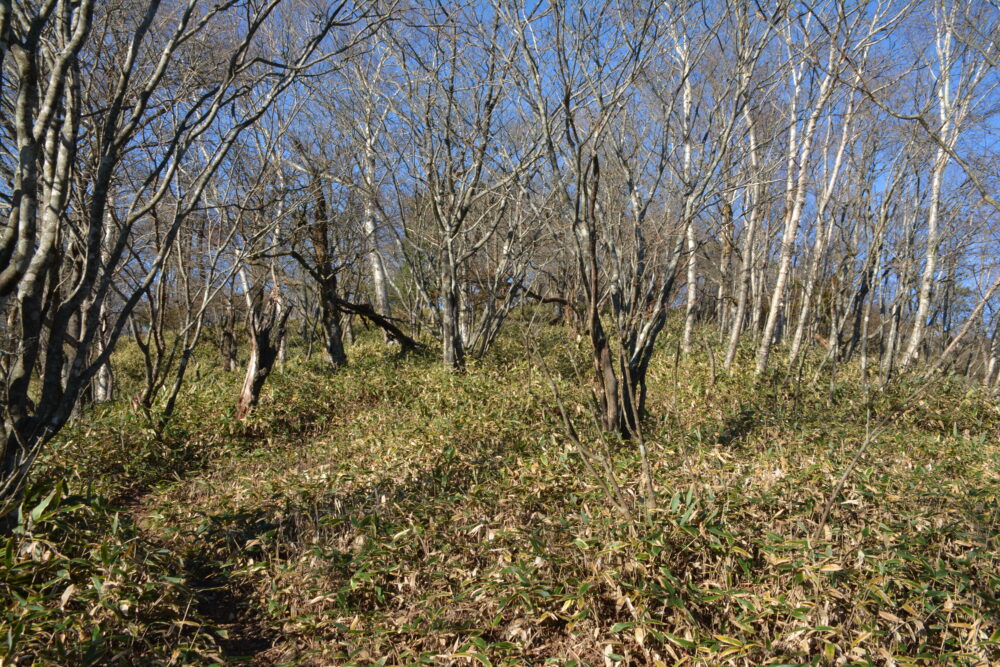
318, 277, 347, 368
334, 297, 422, 353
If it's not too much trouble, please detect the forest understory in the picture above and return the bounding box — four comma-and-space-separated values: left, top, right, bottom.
3, 322, 998, 666
3, 0, 1000, 665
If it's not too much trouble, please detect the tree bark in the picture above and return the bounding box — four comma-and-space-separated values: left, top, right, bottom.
440, 250, 465, 370
362, 125, 391, 324
318, 277, 347, 368
221, 301, 240, 372
236, 288, 292, 420
724, 108, 761, 370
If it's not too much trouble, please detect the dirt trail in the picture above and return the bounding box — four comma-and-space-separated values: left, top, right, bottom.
187, 560, 276, 664
121, 484, 278, 664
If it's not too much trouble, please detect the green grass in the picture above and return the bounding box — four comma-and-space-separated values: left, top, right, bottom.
2, 326, 999, 665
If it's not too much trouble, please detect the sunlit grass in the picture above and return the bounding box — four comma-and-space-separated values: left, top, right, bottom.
3, 324, 998, 664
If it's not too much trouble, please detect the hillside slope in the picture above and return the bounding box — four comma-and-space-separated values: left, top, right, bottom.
4, 331, 999, 665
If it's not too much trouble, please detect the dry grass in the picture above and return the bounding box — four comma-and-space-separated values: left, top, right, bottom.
2, 327, 999, 665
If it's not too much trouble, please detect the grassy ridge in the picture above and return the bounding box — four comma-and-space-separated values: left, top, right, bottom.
2, 328, 999, 665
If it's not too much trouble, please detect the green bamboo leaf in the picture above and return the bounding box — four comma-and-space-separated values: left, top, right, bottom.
610, 622, 636, 633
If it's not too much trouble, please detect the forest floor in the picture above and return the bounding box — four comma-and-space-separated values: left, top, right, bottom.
3, 324, 1000, 665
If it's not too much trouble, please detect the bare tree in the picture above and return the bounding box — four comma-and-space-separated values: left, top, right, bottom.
236, 281, 292, 420
388, 1, 540, 369
754, 4, 857, 376
0, 0, 383, 522
900, 1, 992, 367
521, 0, 771, 433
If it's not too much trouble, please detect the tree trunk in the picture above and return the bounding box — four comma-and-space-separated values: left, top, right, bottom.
902, 20, 954, 368
362, 133, 391, 324
276, 292, 288, 366
716, 201, 733, 335
221, 301, 239, 372
680, 67, 696, 357
881, 213, 917, 384
319, 277, 347, 368
681, 221, 697, 356
440, 249, 465, 370
787, 109, 853, 367
755, 58, 835, 376
724, 109, 760, 370
93, 304, 114, 403
236, 289, 292, 420
750, 241, 764, 339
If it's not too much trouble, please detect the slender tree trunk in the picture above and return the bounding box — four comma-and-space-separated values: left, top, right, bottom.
787, 104, 854, 366
724, 110, 760, 370
93, 220, 115, 402
755, 53, 835, 376
901, 147, 944, 369
723, 200, 756, 370
275, 291, 288, 366
441, 244, 465, 370
221, 301, 239, 372
93, 304, 114, 402
680, 65, 696, 356
716, 198, 734, 334
882, 214, 918, 384
362, 126, 391, 324
682, 222, 697, 356
902, 19, 954, 368
458, 281, 473, 348
750, 237, 764, 338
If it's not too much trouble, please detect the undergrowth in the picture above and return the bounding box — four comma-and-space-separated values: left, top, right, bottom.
1, 327, 998, 665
